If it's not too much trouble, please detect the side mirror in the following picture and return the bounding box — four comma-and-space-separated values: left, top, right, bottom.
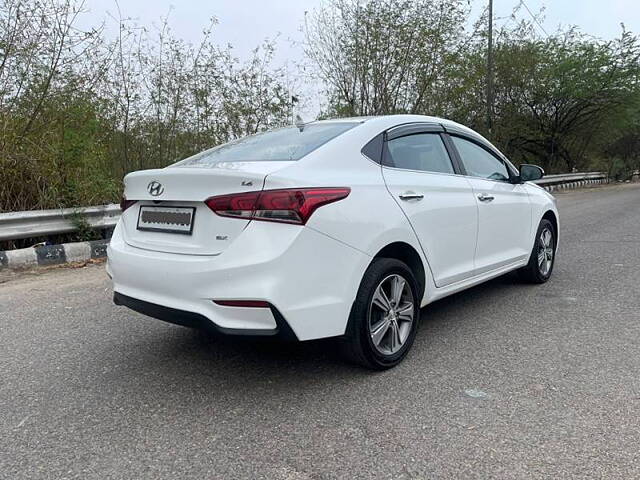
519, 164, 544, 182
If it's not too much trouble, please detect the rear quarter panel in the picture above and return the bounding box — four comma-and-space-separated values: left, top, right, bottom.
262, 119, 435, 305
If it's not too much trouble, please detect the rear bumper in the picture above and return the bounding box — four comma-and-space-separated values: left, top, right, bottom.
113, 292, 297, 339
107, 219, 372, 341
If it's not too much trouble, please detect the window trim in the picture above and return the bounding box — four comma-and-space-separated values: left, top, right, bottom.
386, 122, 443, 141
361, 122, 444, 164
445, 132, 516, 183
379, 126, 460, 176
361, 133, 384, 163
439, 133, 466, 175
361, 121, 519, 182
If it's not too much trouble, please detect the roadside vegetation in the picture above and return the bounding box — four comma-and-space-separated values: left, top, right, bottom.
1, 0, 639, 213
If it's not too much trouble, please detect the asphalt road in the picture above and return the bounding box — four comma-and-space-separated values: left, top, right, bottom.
1, 184, 640, 479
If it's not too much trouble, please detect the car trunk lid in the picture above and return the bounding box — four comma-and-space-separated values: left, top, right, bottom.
120, 161, 293, 255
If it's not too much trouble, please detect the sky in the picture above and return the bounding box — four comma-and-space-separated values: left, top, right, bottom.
76, 0, 640, 117
78, 0, 640, 53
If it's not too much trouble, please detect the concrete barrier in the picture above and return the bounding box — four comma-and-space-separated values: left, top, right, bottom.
0, 240, 109, 271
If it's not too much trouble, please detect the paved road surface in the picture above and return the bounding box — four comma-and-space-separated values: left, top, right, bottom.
1, 184, 639, 479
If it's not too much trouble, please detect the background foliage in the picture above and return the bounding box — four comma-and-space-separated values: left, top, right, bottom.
1, 0, 639, 212
306, 0, 640, 179
0, 0, 296, 211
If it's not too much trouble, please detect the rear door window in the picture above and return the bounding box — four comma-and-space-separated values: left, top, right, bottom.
385, 133, 455, 174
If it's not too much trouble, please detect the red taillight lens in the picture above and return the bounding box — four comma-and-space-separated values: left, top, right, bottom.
120, 196, 137, 212
204, 191, 261, 219
205, 187, 350, 225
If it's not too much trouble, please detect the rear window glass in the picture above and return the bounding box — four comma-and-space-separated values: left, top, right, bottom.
173, 123, 358, 166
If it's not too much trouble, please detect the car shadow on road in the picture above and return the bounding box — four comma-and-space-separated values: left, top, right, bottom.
107, 272, 527, 393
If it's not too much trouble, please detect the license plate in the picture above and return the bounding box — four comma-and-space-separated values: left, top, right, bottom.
136, 206, 196, 235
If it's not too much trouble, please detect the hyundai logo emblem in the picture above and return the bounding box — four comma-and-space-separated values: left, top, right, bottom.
147, 181, 164, 197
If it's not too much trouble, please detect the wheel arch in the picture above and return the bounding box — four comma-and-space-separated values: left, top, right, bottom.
542, 209, 558, 238
371, 241, 426, 300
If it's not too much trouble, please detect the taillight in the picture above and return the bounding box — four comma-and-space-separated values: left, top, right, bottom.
205, 187, 350, 225
120, 196, 137, 212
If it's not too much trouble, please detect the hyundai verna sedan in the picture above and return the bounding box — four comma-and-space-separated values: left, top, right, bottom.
107, 115, 558, 369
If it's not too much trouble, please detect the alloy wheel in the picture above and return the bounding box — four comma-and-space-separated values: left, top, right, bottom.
537, 227, 554, 276
368, 274, 415, 355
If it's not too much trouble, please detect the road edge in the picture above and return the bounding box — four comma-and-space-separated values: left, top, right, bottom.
0, 239, 109, 271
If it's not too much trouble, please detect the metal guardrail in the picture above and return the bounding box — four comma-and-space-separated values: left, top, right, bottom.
0, 204, 120, 242
535, 171, 607, 186
535, 171, 608, 192
0, 171, 608, 242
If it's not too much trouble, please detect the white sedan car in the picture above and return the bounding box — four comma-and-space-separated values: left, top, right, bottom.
107, 115, 558, 369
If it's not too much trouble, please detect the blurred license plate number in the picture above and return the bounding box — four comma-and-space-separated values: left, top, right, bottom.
137, 206, 195, 234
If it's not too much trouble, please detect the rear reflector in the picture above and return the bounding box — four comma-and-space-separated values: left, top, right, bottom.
205, 187, 350, 225
213, 300, 271, 308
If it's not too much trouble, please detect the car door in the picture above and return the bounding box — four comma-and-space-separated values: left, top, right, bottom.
381, 124, 478, 287
447, 133, 532, 275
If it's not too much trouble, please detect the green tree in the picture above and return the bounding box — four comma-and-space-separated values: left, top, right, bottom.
487, 29, 640, 172
0, 0, 296, 212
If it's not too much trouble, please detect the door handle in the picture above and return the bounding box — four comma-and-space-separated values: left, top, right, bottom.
399, 192, 424, 201
477, 193, 495, 202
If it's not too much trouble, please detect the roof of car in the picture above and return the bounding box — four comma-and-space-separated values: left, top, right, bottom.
313, 116, 374, 123
315, 114, 507, 164
313, 114, 472, 132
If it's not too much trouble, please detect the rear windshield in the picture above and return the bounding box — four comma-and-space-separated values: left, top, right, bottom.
173, 122, 358, 167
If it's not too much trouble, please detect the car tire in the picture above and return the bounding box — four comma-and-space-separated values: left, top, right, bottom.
518, 218, 556, 284
341, 258, 420, 370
